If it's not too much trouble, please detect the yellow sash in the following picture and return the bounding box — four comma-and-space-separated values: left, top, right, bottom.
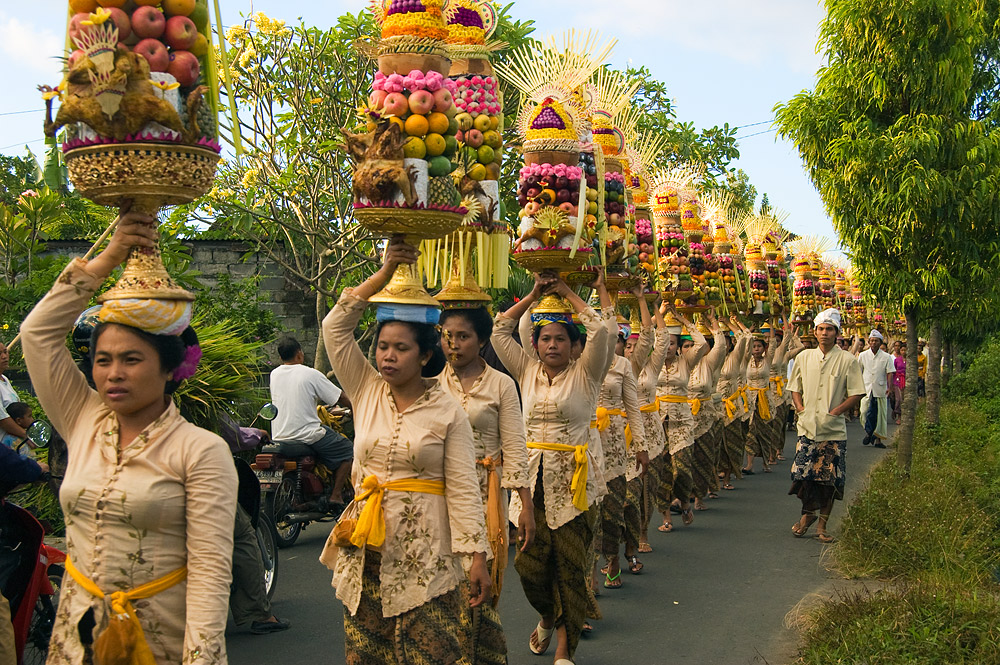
477, 456, 506, 604
640, 402, 660, 413
723, 390, 743, 420
659, 394, 701, 416
350, 475, 446, 548
738, 386, 751, 413
754, 388, 772, 420
66, 557, 186, 665
527, 441, 590, 511
770, 375, 785, 397
594, 407, 626, 431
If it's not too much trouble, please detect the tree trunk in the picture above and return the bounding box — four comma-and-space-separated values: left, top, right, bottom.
926, 320, 942, 426
896, 307, 919, 475
313, 287, 331, 375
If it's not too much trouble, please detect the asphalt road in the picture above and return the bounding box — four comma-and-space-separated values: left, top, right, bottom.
226, 420, 889, 665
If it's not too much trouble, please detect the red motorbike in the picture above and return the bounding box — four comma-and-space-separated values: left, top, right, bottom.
253, 406, 352, 548
1, 422, 66, 665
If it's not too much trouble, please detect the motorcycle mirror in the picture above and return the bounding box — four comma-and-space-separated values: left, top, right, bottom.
258, 403, 278, 421
26, 420, 53, 448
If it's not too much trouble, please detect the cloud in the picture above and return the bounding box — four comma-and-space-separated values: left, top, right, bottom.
529, 0, 825, 74
0, 12, 63, 77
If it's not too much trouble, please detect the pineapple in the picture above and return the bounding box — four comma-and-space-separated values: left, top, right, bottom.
428, 176, 459, 207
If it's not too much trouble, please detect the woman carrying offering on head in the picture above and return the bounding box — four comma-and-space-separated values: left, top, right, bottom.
20, 210, 237, 665
491, 270, 609, 665
743, 327, 777, 474
656, 306, 708, 527
716, 317, 751, 490
439, 305, 534, 664
320, 237, 490, 665
685, 310, 727, 511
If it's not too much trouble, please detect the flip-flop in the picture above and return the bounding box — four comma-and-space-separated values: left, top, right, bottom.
627, 555, 643, 574
722, 484, 735, 490
582, 621, 594, 633
657, 521, 673, 533
638, 542, 653, 553
815, 533, 836, 544
742, 469, 755, 475
529, 622, 553, 654
604, 571, 623, 589
791, 523, 809, 538
682, 507, 694, 525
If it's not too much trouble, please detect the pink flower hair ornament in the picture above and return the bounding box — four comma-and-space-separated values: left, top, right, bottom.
173, 344, 202, 382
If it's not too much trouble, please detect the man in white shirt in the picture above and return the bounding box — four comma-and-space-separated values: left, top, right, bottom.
269, 336, 352, 506
853, 329, 895, 448
0, 341, 27, 441
788, 308, 865, 543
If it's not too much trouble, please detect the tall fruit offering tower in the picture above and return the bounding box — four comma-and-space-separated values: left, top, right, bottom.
353, 0, 469, 305
42, 1, 224, 313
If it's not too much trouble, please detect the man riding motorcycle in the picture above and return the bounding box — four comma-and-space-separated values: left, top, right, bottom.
268, 336, 353, 510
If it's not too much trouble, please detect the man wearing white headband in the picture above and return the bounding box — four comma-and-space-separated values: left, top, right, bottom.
854, 328, 895, 447
788, 308, 865, 543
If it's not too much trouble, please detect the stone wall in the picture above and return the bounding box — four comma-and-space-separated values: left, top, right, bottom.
45, 239, 319, 358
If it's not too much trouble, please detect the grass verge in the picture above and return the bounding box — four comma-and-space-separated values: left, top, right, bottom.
793, 402, 1000, 664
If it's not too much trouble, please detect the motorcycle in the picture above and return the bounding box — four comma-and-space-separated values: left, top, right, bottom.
1, 421, 67, 665
253, 405, 353, 549
218, 406, 280, 600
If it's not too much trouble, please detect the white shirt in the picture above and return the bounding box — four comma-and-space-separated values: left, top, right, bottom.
268, 363, 343, 444
0, 375, 19, 419
856, 348, 895, 398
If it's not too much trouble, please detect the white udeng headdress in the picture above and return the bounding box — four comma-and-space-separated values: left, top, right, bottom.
814, 308, 841, 331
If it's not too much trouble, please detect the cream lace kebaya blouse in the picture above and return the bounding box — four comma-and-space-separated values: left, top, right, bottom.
322, 290, 488, 618
20, 259, 237, 665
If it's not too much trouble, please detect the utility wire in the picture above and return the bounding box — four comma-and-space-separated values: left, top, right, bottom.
735, 127, 779, 140
0, 109, 43, 117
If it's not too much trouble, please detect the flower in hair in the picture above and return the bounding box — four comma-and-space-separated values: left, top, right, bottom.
173, 344, 202, 382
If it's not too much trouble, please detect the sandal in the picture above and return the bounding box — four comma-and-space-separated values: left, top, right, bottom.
708, 491, 719, 499
582, 621, 594, 634
529, 622, 553, 654
722, 483, 735, 490
682, 507, 694, 526
627, 555, 643, 574
816, 533, 836, 544
657, 520, 673, 533
604, 570, 623, 588
638, 541, 653, 553
742, 468, 755, 475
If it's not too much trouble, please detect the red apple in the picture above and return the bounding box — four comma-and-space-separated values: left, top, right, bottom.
131, 6, 166, 39
368, 89, 388, 110
67, 49, 86, 68
432, 88, 453, 113
68, 13, 90, 44
464, 129, 484, 148
381, 92, 409, 117
407, 89, 434, 115
164, 15, 197, 50
106, 7, 132, 41
167, 49, 200, 86
134, 38, 170, 72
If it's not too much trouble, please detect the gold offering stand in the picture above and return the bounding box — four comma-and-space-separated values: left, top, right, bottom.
65, 142, 221, 301
435, 226, 493, 310
354, 207, 465, 306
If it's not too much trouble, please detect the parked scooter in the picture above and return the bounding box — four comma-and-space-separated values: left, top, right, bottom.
1, 421, 67, 665
218, 405, 280, 600
253, 405, 353, 548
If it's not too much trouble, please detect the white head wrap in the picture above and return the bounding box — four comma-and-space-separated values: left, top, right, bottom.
813, 308, 841, 331
868, 329, 884, 341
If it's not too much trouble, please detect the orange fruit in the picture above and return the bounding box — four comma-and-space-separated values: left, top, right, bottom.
96, 0, 126, 7
387, 116, 405, 131
424, 133, 446, 157
403, 136, 427, 159
69, 0, 99, 11
404, 114, 429, 137
427, 112, 450, 135
489, 115, 500, 130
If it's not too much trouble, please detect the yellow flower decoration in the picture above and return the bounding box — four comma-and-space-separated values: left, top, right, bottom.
82, 7, 112, 26
151, 80, 180, 91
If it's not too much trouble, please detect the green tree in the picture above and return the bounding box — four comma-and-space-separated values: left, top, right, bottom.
775, 0, 1000, 472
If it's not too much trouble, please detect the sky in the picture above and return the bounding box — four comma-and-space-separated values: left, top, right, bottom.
0, 0, 836, 244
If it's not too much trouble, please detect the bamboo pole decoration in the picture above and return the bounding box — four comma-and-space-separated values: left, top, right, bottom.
7, 213, 123, 351
212, 0, 243, 155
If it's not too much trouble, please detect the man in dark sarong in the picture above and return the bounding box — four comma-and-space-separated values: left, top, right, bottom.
787, 308, 865, 543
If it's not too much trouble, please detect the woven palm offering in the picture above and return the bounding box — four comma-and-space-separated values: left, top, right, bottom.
41, 2, 226, 306
353, 0, 473, 305
496, 31, 616, 273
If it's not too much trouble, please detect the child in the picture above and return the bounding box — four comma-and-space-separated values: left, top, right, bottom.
1, 402, 34, 455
